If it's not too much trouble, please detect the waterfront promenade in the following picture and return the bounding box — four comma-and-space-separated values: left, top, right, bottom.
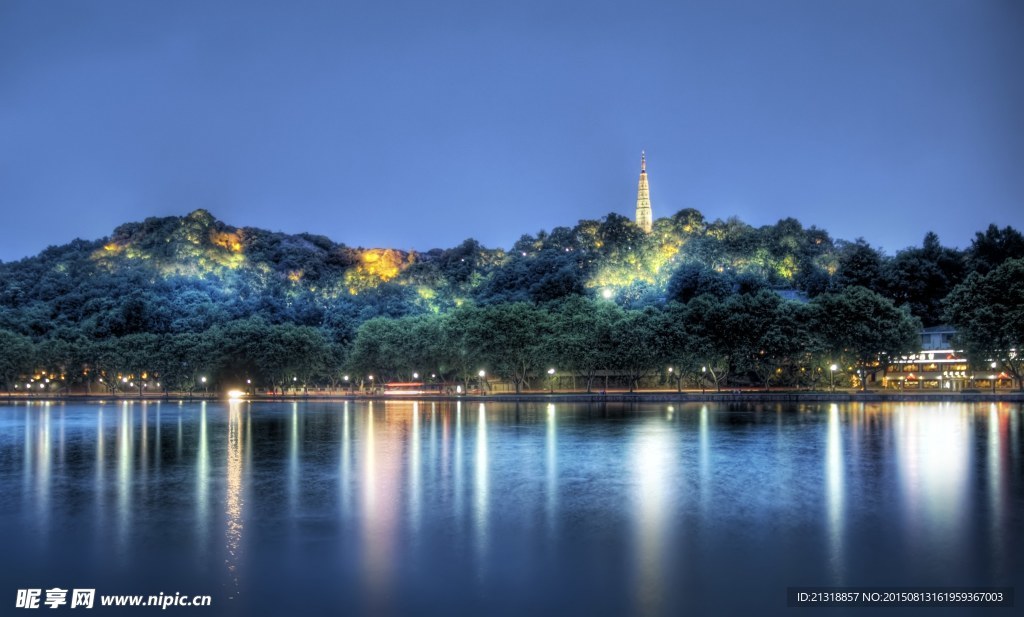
5, 389, 1022, 404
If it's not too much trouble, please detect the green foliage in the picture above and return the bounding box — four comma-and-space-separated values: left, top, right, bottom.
666, 263, 732, 303
944, 258, 1024, 389
0, 209, 1018, 393
810, 287, 920, 390
0, 329, 33, 391
882, 232, 966, 326
835, 239, 884, 293
966, 225, 1024, 275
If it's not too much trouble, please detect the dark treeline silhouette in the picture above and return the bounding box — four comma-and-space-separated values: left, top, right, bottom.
1, 209, 1022, 392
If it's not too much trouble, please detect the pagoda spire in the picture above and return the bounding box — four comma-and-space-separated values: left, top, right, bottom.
635, 151, 653, 233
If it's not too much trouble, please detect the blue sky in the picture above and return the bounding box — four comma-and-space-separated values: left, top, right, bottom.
2, 0, 1022, 261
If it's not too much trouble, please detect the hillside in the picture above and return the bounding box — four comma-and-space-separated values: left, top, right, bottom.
0, 207, 852, 337
2, 208, 1023, 393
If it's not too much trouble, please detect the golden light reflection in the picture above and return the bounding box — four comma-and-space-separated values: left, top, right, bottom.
361, 401, 400, 613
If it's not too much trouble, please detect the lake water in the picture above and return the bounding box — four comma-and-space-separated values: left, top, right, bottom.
1, 400, 1021, 616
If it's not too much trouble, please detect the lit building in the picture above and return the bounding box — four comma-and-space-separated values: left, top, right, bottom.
883, 325, 1009, 390
635, 151, 653, 233
885, 349, 972, 390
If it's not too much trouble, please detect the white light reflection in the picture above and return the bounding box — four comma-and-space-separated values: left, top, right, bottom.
37, 405, 52, 537
154, 404, 161, 473
454, 401, 463, 518
429, 403, 437, 492
896, 404, 971, 554
225, 399, 245, 600
474, 403, 489, 573
288, 402, 299, 517
340, 401, 351, 514
987, 404, 1007, 574
698, 405, 710, 510
825, 404, 845, 583
546, 403, 557, 538
116, 402, 133, 556
196, 401, 209, 552
632, 425, 673, 616
139, 403, 148, 482
410, 402, 421, 536
95, 407, 106, 542
21, 405, 53, 546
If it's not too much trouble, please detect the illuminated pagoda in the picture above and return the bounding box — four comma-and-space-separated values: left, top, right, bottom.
635, 151, 653, 233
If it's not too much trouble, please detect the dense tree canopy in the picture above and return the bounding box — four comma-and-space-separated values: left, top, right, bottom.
945, 258, 1024, 390
0, 209, 1017, 392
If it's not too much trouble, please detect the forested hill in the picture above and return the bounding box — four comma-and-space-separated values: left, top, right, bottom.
0, 207, 1021, 345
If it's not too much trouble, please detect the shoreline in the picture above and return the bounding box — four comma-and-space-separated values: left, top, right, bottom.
4, 391, 1022, 404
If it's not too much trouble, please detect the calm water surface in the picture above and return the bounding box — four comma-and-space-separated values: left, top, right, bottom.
1, 400, 1021, 616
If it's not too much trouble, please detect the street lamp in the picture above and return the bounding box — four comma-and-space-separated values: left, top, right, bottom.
547, 368, 556, 393
478, 370, 486, 394
201, 376, 207, 396
701, 366, 706, 394
829, 364, 838, 392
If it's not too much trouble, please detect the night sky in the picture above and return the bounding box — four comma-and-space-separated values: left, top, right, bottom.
2, 0, 1022, 263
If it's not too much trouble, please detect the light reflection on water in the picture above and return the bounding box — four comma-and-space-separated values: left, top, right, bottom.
826, 403, 844, 583
0, 400, 1022, 616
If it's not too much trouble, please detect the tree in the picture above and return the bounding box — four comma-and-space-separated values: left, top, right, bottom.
882, 232, 965, 326
662, 302, 699, 391
610, 307, 665, 392
834, 239, 886, 293
666, 263, 732, 303
682, 294, 735, 391
811, 287, 920, 391
158, 332, 213, 395
944, 258, 1024, 390
966, 224, 1024, 275
0, 329, 33, 394
725, 291, 808, 391
475, 303, 551, 393
547, 296, 620, 392
435, 305, 487, 392
348, 317, 406, 388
